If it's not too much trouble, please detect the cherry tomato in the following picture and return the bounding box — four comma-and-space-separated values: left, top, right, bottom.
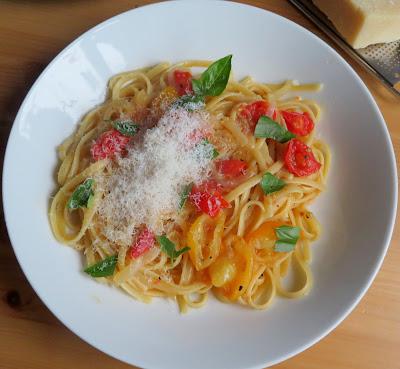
213, 236, 254, 301
208, 257, 236, 287
284, 139, 321, 177
150, 86, 179, 119
90, 129, 130, 161
190, 181, 230, 218
172, 70, 193, 96
194, 180, 223, 194
187, 212, 225, 271
216, 159, 248, 178
282, 111, 314, 136
130, 227, 155, 258
187, 128, 213, 146
239, 100, 277, 131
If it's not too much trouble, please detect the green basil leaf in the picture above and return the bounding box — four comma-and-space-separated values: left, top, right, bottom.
157, 235, 190, 263
179, 183, 193, 210
173, 246, 190, 260
274, 241, 296, 252
274, 225, 300, 252
254, 116, 295, 143
172, 94, 205, 111
193, 139, 219, 162
192, 55, 232, 97
87, 193, 95, 209
84, 255, 118, 277
275, 225, 300, 242
67, 178, 94, 210
260, 172, 286, 195
199, 139, 219, 159
113, 119, 139, 136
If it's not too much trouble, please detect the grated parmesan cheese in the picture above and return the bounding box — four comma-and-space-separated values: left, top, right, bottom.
97, 106, 213, 245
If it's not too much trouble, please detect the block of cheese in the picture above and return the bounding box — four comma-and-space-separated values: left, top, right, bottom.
313, 0, 400, 49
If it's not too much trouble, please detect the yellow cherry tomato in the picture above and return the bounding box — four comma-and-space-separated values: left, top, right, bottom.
245, 221, 288, 267
187, 212, 226, 271
215, 236, 254, 301
208, 257, 237, 287
150, 86, 179, 119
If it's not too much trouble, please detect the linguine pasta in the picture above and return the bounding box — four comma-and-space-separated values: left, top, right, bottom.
50, 57, 330, 312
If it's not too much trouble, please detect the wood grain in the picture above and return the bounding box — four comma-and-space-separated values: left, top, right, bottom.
0, 1, 399, 368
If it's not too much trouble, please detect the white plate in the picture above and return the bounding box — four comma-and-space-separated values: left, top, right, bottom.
3, 1, 397, 369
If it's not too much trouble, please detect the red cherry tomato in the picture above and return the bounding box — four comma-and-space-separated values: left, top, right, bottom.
172, 70, 193, 96
190, 181, 230, 218
195, 179, 223, 194
282, 111, 314, 136
90, 129, 130, 161
130, 227, 155, 258
216, 159, 248, 178
187, 127, 212, 146
239, 100, 277, 131
284, 139, 321, 177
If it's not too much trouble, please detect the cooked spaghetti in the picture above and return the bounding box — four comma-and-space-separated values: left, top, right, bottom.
50, 56, 330, 312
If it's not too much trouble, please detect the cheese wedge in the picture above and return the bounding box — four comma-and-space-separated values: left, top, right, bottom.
313, 0, 400, 48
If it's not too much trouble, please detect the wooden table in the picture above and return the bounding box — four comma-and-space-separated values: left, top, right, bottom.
0, 1, 399, 368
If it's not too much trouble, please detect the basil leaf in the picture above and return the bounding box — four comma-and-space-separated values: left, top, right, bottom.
84, 255, 118, 277
275, 241, 296, 252
193, 139, 219, 162
274, 225, 300, 252
192, 55, 232, 97
67, 178, 94, 210
199, 139, 219, 159
157, 235, 190, 263
179, 183, 193, 210
260, 172, 286, 195
113, 119, 139, 136
275, 225, 301, 241
87, 193, 95, 209
172, 94, 205, 111
254, 116, 295, 143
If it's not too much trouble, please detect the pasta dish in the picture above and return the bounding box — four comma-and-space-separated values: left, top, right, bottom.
50, 56, 330, 312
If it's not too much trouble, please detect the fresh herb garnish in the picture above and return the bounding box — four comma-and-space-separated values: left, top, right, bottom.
199, 138, 219, 159
260, 172, 286, 195
192, 55, 232, 97
179, 183, 193, 210
172, 55, 232, 112
113, 119, 139, 136
87, 193, 95, 209
172, 94, 205, 111
254, 116, 295, 143
67, 178, 94, 210
274, 225, 300, 252
193, 139, 219, 162
84, 255, 118, 277
157, 235, 190, 263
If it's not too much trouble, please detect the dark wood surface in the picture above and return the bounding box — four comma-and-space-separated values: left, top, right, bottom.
0, 1, 399, 368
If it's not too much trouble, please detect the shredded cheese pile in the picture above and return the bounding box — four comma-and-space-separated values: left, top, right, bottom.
97, 106, 213, 245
